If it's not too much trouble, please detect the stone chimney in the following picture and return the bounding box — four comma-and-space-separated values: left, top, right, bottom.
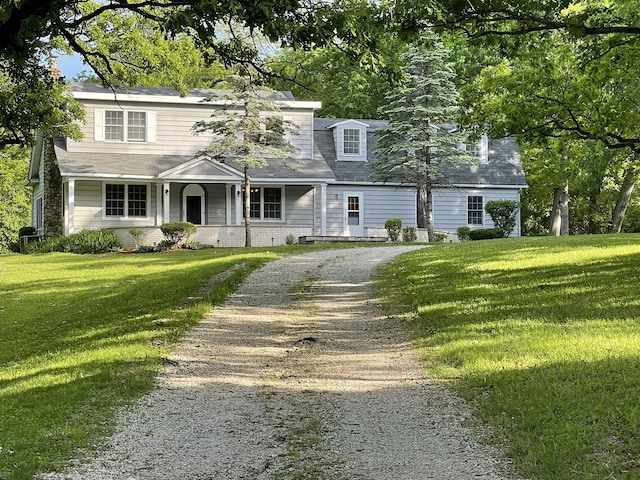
49, 58, 61, 80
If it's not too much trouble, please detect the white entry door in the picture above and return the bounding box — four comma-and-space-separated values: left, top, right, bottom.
343, 192, 364, 236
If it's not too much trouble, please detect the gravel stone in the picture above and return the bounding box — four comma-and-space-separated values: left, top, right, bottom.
39, 246, 522, 480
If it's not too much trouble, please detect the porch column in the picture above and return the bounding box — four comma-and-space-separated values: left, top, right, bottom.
67, 178, 75, 234
234, 183, 242, 225
155, 183, 163, 226
163, 182, 171, 224
225, 184, 232, 225
320, 183, 327, 236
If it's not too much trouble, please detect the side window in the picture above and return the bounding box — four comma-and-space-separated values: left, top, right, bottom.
468, 195, 484, 225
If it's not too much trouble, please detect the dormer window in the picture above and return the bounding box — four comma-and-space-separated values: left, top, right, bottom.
343, 128, 361, 155
458, 134, 489, 163
327, 120, 369, 162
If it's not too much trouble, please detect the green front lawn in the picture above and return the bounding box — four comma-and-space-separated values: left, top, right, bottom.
0, 248, 282, 479
376, 234, 640, 480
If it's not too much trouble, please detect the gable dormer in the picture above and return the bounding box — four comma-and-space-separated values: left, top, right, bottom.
457, 133, 489, 164
326, 120, 369, 162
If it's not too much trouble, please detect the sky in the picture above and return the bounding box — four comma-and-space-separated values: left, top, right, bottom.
56, 53, 92, 79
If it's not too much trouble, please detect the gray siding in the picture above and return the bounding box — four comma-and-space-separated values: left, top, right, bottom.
69, 101, 314, 159
284, 186, 314, 225
73, 180, 158, 230
433, 187, 522, 235
205, 184, 227, 224
325, 185, 416, 235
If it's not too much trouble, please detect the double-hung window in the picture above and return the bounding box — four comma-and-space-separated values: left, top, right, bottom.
343, 128, 361, 155
468, 195, 484, 225
244, 186, 283, 220
105, 111, 124, 141
97, 110, 153, 143
127, 111, 147, 142
105, 183, 148, 218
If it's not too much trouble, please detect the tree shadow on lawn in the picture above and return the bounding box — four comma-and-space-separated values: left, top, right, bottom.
462, 355, 640, 480
0, 357, 156, 479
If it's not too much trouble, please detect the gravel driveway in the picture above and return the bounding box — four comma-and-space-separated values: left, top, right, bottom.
41, 246, 519, 480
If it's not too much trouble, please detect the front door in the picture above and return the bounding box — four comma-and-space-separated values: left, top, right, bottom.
183, 184, 205, 225
344, 192, 364, 236
186, 196, 201, 224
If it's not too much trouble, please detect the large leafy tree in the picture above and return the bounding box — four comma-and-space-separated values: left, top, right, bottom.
372, 33, 473, 242
0, 147, 31, 252
459, 26, 640, 233
1, 0, 393, 149
192, 75, 298, 247
267, 39, 404, 119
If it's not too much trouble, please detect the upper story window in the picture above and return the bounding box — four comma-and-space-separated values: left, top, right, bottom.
343, 128, 361, 155
327, 120, 369, 162
95, 109, 156, 143
458, 134, 489, 163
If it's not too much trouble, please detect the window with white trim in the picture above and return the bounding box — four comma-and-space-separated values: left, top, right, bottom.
343, 128, 361, 155
105, 183, 148, 217
244, 186, 283, 220
105, 111, 124, 141
95, 110, 156, 143
35, 197, 43, 230
468, 195, 484, 225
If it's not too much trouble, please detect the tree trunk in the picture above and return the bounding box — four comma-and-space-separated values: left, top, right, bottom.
549, 183, 569, 236
417, 184, 435, 241
243, 166, 251, 247
587, 190, 600, 234
609, 166, 636, 233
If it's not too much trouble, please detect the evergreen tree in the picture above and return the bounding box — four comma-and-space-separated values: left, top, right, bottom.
192, 75, 298, 247
372, 32, 473, 241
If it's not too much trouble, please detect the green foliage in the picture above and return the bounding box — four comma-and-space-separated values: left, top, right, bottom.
372, 32, 474, 239
621, 203, 640, 233
184, 241, 214, 250
469, 227, 504, 240
376, 234, 640, 480
402, 226, 417, 242
128, 228, 147, 250
0, 147, 31, 253
26, 229, 122, 254
267, 43, 403, 119
434, 232, 448, 243
192, 75, 299, 247
160, 222, 197, 248
384, 218, 402, 242
69, 11, 231, 91
484, 199, 519, 237
285, 234, 297, 245
456, 226, 471, 242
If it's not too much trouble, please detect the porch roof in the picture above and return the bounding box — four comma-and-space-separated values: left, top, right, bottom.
53, 138, 336, 183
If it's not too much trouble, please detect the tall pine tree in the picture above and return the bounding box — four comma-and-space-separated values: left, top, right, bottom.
192, 75, 298, 247
372, 32, 473, 241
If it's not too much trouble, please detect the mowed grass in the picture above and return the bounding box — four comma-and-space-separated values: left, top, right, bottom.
376, 234, 640, 480
0, 247, 289, 479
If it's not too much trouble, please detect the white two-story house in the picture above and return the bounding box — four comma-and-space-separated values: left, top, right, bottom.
28, 83, 527, 247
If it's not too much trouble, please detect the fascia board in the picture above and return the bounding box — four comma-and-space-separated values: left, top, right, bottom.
73, 91, 321, 110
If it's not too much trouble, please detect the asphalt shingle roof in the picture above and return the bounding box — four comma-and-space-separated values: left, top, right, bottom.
313, 118, 527, 186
